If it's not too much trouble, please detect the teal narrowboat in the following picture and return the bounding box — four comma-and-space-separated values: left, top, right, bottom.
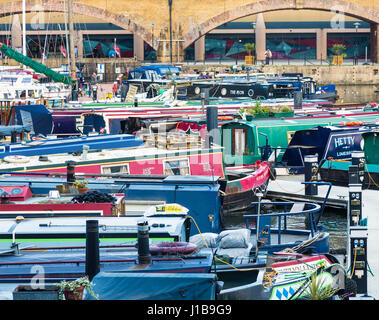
220, 112, 379, 167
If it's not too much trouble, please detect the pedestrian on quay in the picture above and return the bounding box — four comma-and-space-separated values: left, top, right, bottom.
265, 48, 272, 65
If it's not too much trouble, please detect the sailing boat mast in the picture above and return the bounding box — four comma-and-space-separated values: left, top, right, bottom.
68, 0, 76, 79
22, 0, 26, 56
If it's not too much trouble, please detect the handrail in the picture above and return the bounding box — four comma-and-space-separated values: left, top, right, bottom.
243, 201, 321, 242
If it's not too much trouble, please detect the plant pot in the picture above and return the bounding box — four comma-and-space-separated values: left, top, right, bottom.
270, 111, 295, 118
63, 286, 85, 300
77, 187, 88, 194
253, 112, 269, 119
245, 114, 254, 121
13, 285, 60, 300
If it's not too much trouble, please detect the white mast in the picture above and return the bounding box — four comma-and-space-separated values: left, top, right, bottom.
22, 0, 26, 56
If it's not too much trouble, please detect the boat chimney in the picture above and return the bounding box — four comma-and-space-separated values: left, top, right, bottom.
65, 160, 76, 184
85, 220, 100, 281
206, 105, 218, 148
294, 90, 302, 109
137, 218, 151, 265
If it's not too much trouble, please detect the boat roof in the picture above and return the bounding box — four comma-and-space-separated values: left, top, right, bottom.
0, 142, 223, 171
220, 112, 379, 128
0, 215, 187, 237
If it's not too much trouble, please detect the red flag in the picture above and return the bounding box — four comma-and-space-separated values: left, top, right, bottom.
59, 45, 67, 58
113, 44, 121, 57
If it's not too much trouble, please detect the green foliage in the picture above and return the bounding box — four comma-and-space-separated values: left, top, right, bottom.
331, 44, 346, 56
299, 272, 339, 300
56, 276, 99, 300
244, 43, 256, 56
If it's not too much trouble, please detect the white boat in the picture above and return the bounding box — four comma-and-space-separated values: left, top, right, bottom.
0, 71, 71, 100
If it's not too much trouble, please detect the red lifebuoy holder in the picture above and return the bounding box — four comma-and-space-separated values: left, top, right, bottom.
149, 242, 198, 255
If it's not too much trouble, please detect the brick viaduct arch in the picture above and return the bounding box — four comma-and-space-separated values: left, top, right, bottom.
0, 0, 153, 45
184, 0, 379, 48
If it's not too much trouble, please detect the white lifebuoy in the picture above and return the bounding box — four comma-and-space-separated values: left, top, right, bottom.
248, 89, 254, 97
3, 155, 30, 163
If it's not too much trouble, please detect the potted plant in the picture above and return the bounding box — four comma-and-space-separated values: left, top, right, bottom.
244, 43, 256, 65
252, 101, 269, 118
270, 105, 294, 118
297, 272, 339, 300
331, 44, 346, 65
245, 107, 255, 121
74, 180, 89, 194
56, 276, 99, 300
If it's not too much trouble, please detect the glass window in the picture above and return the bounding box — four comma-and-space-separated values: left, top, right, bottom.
163, 158, 190, 175
233, 128, 247, 156
101, 164, 129, 175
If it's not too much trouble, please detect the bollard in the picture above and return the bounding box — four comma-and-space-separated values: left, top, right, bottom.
65, 161, 76, 184
137, 218, 151, 265
206, 105, 218, 148
85, 220, 100, 281
304, 155, 318, 196
294, 90, 303, 109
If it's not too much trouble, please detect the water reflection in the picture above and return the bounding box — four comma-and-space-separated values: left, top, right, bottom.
334, 85, 379, 104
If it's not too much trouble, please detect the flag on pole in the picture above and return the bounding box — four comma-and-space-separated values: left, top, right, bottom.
59, 45, 67, 58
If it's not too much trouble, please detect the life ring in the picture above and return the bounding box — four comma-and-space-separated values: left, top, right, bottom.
218, 116, 233, 121
340, 121, 363, 126
3, 155, 30, 163
149, 242, 198, 255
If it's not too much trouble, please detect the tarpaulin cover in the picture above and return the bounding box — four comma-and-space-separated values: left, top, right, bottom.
0, 125, 31, 136
12, 105, 53, 136
0, 42, 74, 85
84, 272, 218, 300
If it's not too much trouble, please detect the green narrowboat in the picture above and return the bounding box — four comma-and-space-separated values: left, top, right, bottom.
220, 112, 379, 167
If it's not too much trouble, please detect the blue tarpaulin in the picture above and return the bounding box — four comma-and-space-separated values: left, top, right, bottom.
11, 104, 53, 136
84, 272, 218, 300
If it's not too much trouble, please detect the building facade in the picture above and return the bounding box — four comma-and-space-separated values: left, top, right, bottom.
0, 0, 378, 63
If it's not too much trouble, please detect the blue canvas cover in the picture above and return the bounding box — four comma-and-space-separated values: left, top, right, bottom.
12, 105, 53, 136
84, 272, 218, 300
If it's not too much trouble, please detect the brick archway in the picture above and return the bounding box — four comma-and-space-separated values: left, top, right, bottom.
184, 0, 379, 48
0, 0, 153, 45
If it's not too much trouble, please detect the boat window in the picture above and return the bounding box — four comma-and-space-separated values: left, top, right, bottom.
287, 131, 296, 144
233, 128, 247, 156
163, 158, 190, 175
101, 164, 129, 175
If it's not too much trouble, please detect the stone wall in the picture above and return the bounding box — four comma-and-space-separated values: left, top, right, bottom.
181, 64, 379, 85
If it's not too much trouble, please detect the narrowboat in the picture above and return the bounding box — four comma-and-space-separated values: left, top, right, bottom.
0, 203, 192, 248
0, 131, 271, 214
219, 111, 379, 167
320, 129, 379, 189
0, 174, 224, 236
280, 124, 379, 173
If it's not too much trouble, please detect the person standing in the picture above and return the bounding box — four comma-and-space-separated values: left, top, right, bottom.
90, 72, 98, 100
265, 48, 272, 65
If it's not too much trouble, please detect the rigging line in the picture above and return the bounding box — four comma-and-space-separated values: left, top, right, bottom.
42, 4, 52, 63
